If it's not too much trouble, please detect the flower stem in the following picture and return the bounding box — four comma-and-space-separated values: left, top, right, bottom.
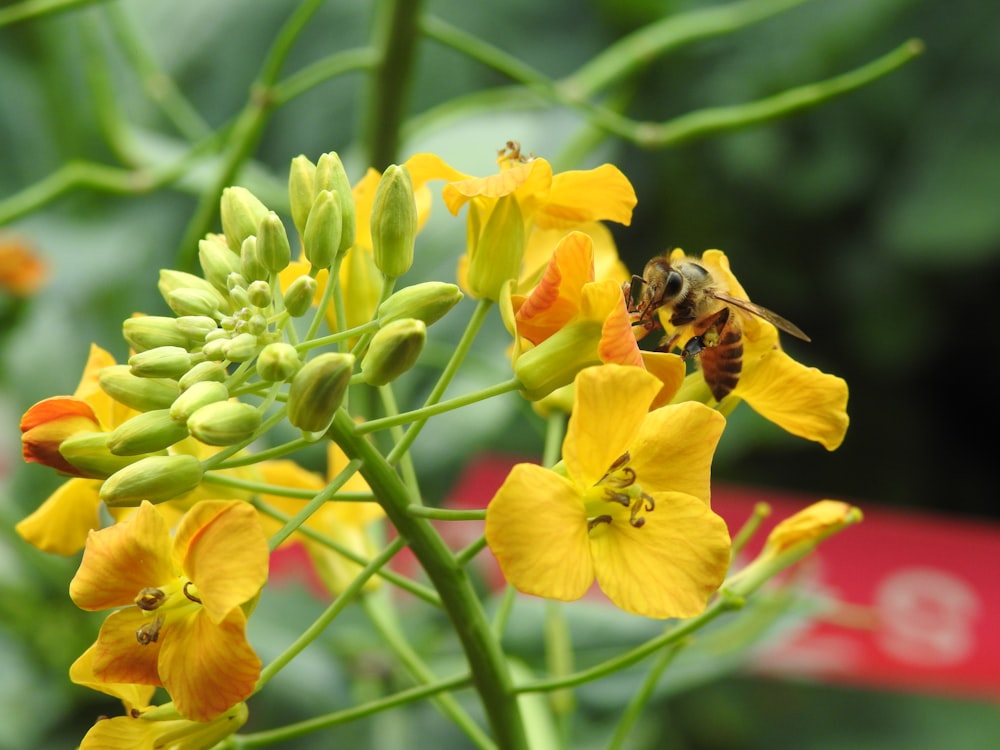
328, 410, 529, 750
604, 643, 683, 750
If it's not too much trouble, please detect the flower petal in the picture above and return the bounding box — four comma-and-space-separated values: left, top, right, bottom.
535, 164, 637, 228
70, 501, 174, 611
443, 158, 552, 215
563, 364, 660, 488
91, 608, 163, 687
515, 232, 595, 342
158, 608, 260, 722
70, 643, 156, 712
590, 491, 731, 618
628, 401, 726, 505
485, 464, 594, 602
175, 501, 268, 623
15, 478, 102, 555
20, 396, 101, 474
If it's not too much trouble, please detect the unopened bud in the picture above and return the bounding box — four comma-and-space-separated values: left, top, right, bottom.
287, 352, 354, 434
187, 401, 262, 446
177, 315, 219, 344
315, 152, 356, 254
289, 155, 317, 239
178, 360, 227, 390
247, 280, 272, 308
170, 380, 230, 423
467, 194, 524, 301
99, 365, 181, 412
122, 316, 189, 353
221, 186, 269, 257
257, 342, 301, 381
361, 318, 426, 386
166, 288, 224, 318
159, 270, 230, 313
58, 431, 157, 478
222, 332, 258, 362
283, 274, 318, 317
240, 236, 267, 284
108, 409, 189, 455
303, 190, 342, 269
100, 454, 204, 507
129, 346, 193, 379
370, 165, 417, 279
378, 282, 463, 326
199, 234, 241, 293
257, 212, 291, 274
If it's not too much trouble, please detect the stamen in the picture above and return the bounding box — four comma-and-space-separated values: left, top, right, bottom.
588, 515, 612, 532
136, 614, 164, 645
134, 587, 165, 611
183, 581, 202, 604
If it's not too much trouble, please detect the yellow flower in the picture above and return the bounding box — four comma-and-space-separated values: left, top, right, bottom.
485, 364, 731, 618
658, 250, 849, 450
69, 500, 268, 722
258, 441, 385, 595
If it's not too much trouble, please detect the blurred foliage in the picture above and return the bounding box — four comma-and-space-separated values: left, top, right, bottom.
0, 0, 995, 748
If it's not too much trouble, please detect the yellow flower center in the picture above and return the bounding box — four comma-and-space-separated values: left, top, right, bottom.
132, 577, 202, 645
583, 452, 655, 532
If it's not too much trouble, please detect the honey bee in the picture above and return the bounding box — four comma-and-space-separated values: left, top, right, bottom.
627, 254, 811, 401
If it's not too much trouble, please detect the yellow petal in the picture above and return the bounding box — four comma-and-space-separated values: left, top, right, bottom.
79, 715, 159, 750
175, 501, 269, 624
640, 352, 686, 410
485, 464, 594, 601
91, 608, 163, 687
764, 499, 862, 555
563, 364, 660, 487
158, 608, 260, 722
443, 158, 553, 215
70, 643, 156, 713
534, 164, 637, 229
590, 490, 731, 618
70, 501, 174, 611
16, 478, 102, 555
736, 349, 849, 450
402, 152, 470, 188
627, 401, 726, 505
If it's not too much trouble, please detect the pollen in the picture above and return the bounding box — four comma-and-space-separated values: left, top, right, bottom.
585, 452, 656, 530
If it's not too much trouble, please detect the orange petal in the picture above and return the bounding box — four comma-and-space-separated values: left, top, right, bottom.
70, 501, 174, 611
485, 464, 594, 602
70, 643, 156, 712
91, 608, 163, 687
158, 608, 261, 722
20, 396, 101, 474
15, 478, 102, 555
0, 236, 47, 295
596, 289, 643, 367
176, 501, 269, 623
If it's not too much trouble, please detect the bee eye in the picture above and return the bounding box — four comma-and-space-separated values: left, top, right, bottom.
664, 270, 684, 298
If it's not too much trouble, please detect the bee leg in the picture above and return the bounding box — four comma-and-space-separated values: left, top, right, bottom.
656, 332, 680, 353
681, 335, 705, 360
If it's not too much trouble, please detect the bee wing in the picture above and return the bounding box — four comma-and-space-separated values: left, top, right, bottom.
709, 291, 811, 342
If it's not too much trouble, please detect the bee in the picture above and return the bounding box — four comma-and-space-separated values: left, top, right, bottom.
627, 254, 811, 401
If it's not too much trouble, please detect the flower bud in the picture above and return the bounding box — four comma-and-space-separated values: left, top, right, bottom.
287, 352, 354, 434
303, 190, 342, 269
257, 211, 291, 274
370, 165, 417, 279
159, 270, 230, 313
129, 346, 193, 379
283, 274, 318, 317
220, 186, 269, 257
58, 431, 158, 478
222, 332, 258, 362
99, 454, 204, 507
229, 285, 251, 310
170, 380, 230, 422
378, 282, 463, 326
199, 234, 241, 293
256, 342, 301, 381
187, 401, 262, 446
315, 152, 356, 254
467, 194, 524, 301
247, 280, 272, 308
107, 409, 190, 455
289, 154, 317, 239
166, 288, 224, 318
201, 338, 227, 361
240, 236, 268, 284
123, 316, 189, 352
513, 322, 603, 400
179, 361, 227, 390
361, 318, 426, 386
99, 365, 181, 412
177, 315, 219, 344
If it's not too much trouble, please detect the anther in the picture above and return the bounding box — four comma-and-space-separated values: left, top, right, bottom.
588, 515, 612, 532
135, 587, 166, 611
183, 581, 202, 604
136, 614, 164, 645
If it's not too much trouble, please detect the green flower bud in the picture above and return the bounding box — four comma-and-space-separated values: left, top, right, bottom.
240, 236, 268, 284
170, 380, 230, 422
166, 288, 224, 318
370, 165, 417, 279
220, 186, 269, 257
107, 409, 190, 456
315, 152, 356, 254
99, 365, 181, 412
176, 315, 219, 344
289, 155, 317, 240
178, 361, 228, 390
159, 270, 230, 313
257, 342, 300, 381
257, 211, 291, 274
513, 321, 603, 400
287, 352, 354, 434
378, 282, 463, 326
227, 272, 248, 291
199, 234, 241, 293
229, 286, 251, 310
129, 346, 193, 379
361, 318, 426, 386
123, 316, 189, 352
303, 190, 342, 269
247, 280, 272, 308
222, 332, 258, 362
187, 401, 262, 446
467, 194, 524, 302
283, 274, 318, 317
100, 454, 204, 507
58, 431, 157, 479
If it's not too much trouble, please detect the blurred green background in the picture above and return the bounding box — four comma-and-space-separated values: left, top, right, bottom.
1, 0, 997, 748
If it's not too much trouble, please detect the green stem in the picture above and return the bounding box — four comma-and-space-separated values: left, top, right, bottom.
265, 459, 364, 551
604, 644, 683, 750
455, 534, 488, 567
271, 47, 379, 106
328, 411, 528, 750
0, 0, 103, 26
407, 507, 486, 521
206, 437, 318, 469
365, 0, 425, 169
730, 501, 771, 560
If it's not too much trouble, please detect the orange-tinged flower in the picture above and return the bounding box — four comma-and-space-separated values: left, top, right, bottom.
69, 500, 268, 722
0, 235, 47, 296
77, 703, 248, 750
486, 364, 731, 618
